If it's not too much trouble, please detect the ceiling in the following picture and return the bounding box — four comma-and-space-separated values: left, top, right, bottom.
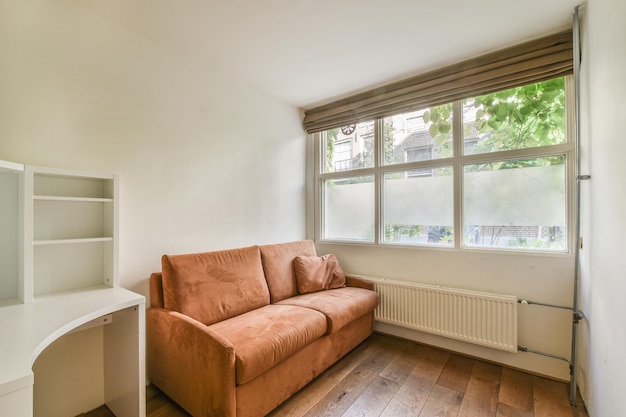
83, 0, 581, 109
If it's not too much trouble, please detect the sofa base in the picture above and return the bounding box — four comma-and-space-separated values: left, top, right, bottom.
149, 312, 373, 417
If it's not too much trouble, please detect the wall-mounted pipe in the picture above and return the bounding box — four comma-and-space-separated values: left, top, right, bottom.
517, 298, 587, 322
517, 298, 574, 311
518, 345, 571, 364
570, 3, 587, 407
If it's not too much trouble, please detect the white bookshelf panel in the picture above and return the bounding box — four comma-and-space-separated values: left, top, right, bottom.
34, 238, 112, 246
33, 241, 113, 296
0, 164, 23, 302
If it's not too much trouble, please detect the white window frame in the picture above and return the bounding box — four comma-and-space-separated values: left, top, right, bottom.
313, 77, 576, 254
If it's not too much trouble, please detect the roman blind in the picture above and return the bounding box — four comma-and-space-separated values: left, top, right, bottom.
303, 30, 573, 134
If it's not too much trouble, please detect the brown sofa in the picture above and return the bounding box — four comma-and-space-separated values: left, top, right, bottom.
147, 240, 379, 417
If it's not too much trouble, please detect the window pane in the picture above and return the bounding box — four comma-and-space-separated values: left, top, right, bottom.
383, 105, 453, 166
463, 156, 566, 251
383, 167, 453, 246
463, 78, 566, 155
323, 175, 374, 242
322, 121, 375, 173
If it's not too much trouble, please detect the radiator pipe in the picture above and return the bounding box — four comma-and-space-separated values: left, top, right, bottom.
517, 345, 571, 364
517, 299, 575, 311
517, 299, 587, 323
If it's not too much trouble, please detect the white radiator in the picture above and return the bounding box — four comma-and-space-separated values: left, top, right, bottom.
364, 277, 518, 352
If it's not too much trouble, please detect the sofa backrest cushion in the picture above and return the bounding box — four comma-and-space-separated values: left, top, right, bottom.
258, 240, 317, 303
161, 246, 270, 325
293, 254, 346, 294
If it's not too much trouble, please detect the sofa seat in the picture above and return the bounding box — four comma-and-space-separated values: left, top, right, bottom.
210, 304, 327, 384
276, 286, 379, 334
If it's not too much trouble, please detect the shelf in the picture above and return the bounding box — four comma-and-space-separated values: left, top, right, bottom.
32, 167, 114, 200
33, 237, 113, 246
0, 160, 24, 173
33, 196, 113, 203
33, 241, 115, 295
33, 198, 113, 242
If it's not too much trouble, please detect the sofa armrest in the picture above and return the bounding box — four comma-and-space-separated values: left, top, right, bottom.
345, 274, 375, 291
147, 307, 236, 417
149, 272, 164, 308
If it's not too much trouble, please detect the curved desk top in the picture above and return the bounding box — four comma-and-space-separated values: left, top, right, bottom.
0, 286, 145, 398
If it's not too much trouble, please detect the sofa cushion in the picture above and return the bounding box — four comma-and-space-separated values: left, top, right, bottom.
209, 304, 327, 385
258, 240, 317, 303
277, 287, 380, 334
293, 254, 346, 294
161, 246, 270, 325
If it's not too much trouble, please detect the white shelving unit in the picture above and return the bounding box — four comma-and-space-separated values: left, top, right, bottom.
22, 165, 118, 302
0, 160, 145, 417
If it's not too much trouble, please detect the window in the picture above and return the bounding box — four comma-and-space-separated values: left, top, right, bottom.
316, 77, 572, 252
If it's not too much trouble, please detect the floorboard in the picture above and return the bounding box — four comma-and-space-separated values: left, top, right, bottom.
418, 384, 463, 417
81, 333, 589, 417
533, 376, 575, 417
300, 336, 399, 417
378, 344, 450, 417
496, 402, 535, 417
76, 405, 114, 417
498, 367, 534, 414
436, 353, 475, 394
456, 361, 501, 417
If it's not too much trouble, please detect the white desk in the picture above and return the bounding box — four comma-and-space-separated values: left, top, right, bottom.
0, 286, 145, 417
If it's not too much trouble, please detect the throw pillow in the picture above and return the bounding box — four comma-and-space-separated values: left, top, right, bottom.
293, 254, 346, 294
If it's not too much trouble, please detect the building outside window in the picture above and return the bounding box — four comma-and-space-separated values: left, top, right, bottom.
405, 147, 433, 177
333, 139, 353, 171
317, 77, 572, 252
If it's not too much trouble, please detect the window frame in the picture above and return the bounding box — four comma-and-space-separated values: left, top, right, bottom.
313, 77, 575, 254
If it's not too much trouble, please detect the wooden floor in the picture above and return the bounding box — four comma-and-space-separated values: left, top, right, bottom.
85, 333, 589, 417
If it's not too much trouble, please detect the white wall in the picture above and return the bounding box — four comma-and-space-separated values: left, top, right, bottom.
577, 0, 626, 415
0, 0, 307, 294
0, 0, 305, 413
